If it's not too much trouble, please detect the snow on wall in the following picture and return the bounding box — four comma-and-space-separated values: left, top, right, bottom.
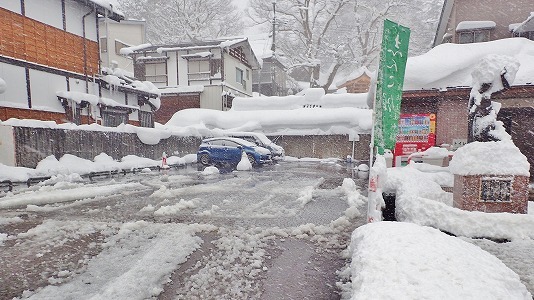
404, 38, 534, 90
0, 63, 27, 108
25, 0, 63, 31
29, 70, 67, 113
0, 0, 21, 13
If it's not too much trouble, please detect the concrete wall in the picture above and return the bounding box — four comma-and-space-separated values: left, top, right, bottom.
11, 126, 202, 168
5, 126, 369, 168
270, 134, 371, 162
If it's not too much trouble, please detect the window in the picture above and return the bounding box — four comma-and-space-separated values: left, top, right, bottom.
101, 107, 129, 127
145, 62, 167, 84
458, 30, 490, 44
188, 60, 210, 81
236, 67, 244, 85
139, 111, 154, 128
100, 37, 108, 53
480, 178, 511, 202
115, 40, 130, 55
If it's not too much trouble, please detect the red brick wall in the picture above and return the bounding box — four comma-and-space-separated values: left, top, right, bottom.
0, 7, 99, 75
453, 174, 529, 214
155, 94, 201, 124
435, 98, 469, 146
0, 107, 96, 124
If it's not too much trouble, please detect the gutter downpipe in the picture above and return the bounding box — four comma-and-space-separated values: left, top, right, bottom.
82, 5, 94, 93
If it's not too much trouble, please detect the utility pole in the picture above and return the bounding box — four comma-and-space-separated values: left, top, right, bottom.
271, 0, 277, 96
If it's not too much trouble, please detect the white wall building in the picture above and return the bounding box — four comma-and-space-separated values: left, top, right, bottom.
0, 0, 159, 127
125, 38, 260, 123
98, 18, 146, 73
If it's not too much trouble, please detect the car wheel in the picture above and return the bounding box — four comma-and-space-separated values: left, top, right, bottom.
199, 154, 210, 165
247, 154, 256, 166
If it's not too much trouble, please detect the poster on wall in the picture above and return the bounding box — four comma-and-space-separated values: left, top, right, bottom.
394, 113, 436, 165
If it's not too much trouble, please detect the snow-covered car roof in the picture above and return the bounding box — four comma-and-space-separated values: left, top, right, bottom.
202, 137, 257, 148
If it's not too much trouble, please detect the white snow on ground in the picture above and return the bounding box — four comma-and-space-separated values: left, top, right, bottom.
1, 148, 533, 298
0, 182, 147, 209
346, 222, 531, 300
21, 221, 212, 300
385, 164, 534, 240
0, 153, 196, 183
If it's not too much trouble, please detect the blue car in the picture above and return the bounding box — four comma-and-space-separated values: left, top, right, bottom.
197, 137, 272, 167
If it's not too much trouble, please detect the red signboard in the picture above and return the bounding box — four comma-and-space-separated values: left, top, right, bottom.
394, 113, 436, 165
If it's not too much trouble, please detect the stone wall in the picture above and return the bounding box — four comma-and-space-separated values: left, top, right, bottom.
453, 174, 529, 214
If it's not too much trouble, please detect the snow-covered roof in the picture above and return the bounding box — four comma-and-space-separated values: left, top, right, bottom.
121, 38, 260, 69
449, 141, 530, 176
120, 43, 152, 56
334, 66, 374, 89
181, 52, 213, 59
456, 21, 496, 31
56, 91, 139, 111
159, 86, 205, 95
100, 67, 161, 109
78, 0, 124, 21
511, 12, 534, 33
404, 38, 534, 90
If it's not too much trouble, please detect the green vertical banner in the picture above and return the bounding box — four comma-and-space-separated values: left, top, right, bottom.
373, 19, 410, 154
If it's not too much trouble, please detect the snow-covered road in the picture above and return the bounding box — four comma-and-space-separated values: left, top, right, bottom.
0, 161, 368, 299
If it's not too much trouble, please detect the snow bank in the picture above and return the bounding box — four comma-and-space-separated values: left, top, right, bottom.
348, 222, 531, 300
385, 165, 534, 240
166, 107, 372, 136
449, 141, 530, 176
231, 89, 369, 111
0, 152, 196, 183
404, 38, 534, 90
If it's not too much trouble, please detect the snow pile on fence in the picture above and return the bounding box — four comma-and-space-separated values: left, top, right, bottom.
166, 88, 372, 136
404, 38, 534, 90
231, 88, 369, 111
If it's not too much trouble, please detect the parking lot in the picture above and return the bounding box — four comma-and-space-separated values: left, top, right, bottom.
0, 160, 368, 299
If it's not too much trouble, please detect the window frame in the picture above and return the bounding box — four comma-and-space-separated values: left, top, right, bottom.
144, 61, 168, 84
236, 67, 244, 85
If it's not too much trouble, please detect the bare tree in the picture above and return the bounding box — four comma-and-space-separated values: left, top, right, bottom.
248, 0, 442, 91
118, 0, 244, 44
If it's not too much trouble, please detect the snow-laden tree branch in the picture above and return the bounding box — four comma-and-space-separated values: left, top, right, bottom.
118, 0, 244, 44
249, 0, 443, 91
